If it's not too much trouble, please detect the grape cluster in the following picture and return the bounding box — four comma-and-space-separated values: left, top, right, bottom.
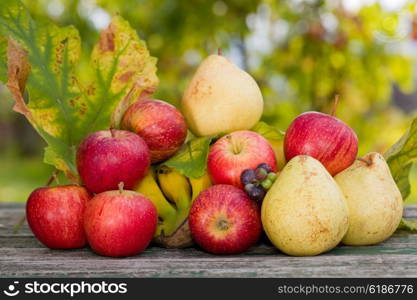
240, 163, 277, 203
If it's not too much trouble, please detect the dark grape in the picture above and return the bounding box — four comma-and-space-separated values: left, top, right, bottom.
247, 186, 266, 203
244, 183, 255, 194
241, 169, 257, 185
257, 163, 272, 173
255, 167, 268, 181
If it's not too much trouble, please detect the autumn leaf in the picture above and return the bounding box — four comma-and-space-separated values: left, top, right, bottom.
0, 0, 158, 181
91, 16, 159, 129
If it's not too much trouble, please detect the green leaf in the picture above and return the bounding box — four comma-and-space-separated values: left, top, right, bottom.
163, 136, 213, 179
0, 0, 158, 181
251, 121, 285, 140
397, 218, 417, 232
384, 118, 417, 199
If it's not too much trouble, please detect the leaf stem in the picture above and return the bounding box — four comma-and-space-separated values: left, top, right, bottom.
45, 169, 59, 186
12, 215, 26, 234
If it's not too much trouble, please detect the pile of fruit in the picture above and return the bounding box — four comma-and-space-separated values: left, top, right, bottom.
0, 5, 409, 258
24, 51, 404, 258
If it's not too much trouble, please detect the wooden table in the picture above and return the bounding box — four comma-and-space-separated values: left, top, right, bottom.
0, 203, 416, 278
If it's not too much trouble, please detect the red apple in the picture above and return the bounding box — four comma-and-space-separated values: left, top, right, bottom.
77, 129, 150, 194
207, 131, 276, 188
189, 184, 261, 254
121, 99, 187, 163
26, 185, 91, 249
84, 188, 157, 257
284, 112, 358, 176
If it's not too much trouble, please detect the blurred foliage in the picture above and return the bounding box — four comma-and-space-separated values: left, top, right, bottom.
1, 0, 417, 202
0, 153, 53, 203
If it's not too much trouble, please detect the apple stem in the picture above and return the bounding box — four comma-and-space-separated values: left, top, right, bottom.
227, 135, 241, 155
331, 94, 340, 117
357, 157, 372, 166
118, 182, 124, 194
110, 128, 116, 138
217, 48, 222, 56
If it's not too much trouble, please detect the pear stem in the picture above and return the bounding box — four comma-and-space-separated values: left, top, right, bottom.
217, 48, 222, 56
357, 157, 372, 166
118, 182, 124, 194
331, 94, 340, 116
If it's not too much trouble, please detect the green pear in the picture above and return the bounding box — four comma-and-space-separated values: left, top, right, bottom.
262, 155, 349, 256
182, 54, 263, 137
334, 152, 403, 246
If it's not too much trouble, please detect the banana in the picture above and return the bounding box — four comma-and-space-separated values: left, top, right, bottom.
135, 167, 177, 236
157, 166, 192, 229
136, 165, 200, 246
189, 172, 212, 202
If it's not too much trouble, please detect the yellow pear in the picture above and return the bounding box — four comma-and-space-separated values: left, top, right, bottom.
334, 152, 403, 246
182, 54, 263, 136
261, 155, 349, 256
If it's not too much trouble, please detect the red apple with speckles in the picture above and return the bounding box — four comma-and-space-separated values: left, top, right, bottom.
189, 184, 261, 254
76, 129, 150, 194
84, 188, 157, 257
284, 112, 358, 176
121, 99, 187, 163
26, 185, 91, 249
207, 131, 276, 188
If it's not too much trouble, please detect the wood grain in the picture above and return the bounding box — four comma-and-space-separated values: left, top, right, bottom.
0, 204, 416, 277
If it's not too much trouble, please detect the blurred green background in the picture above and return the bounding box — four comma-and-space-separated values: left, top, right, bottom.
1, 0, 417, 203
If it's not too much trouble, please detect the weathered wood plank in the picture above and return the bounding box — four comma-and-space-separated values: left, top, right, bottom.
0, 204, 416, 277
1, 233, 417, 253
403, 205, 417, 218
1, 247, 417, 277
0, 206, 30, 235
